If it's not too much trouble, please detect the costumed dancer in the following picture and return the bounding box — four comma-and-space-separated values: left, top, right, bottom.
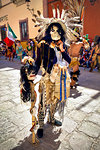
68, 40, 83, 88
20, 2, 84, 144
68, 36, 90, 88
63, 0, 85, 88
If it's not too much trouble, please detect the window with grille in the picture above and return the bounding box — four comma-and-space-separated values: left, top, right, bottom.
19, 18, 29, 41
0, 25, 7, 41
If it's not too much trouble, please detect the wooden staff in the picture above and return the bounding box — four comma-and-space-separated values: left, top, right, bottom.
30, 81, 40, 144
29, 82, 37, 144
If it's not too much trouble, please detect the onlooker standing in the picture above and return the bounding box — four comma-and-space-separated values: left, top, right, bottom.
5, 45, 8, 59
16, 41, 23, 62
0, 41, 2, 52
2, 43, 6, 55
8, 46, 13, 61
30, 39, 35, 59
26, 42, 33, 58
12, 47, 16, 59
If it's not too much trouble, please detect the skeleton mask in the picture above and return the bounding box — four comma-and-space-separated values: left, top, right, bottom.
50, 25, 61, 41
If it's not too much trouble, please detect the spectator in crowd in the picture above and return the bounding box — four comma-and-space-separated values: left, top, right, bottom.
12, 47, 16, 59
7, 46, 13, 61
79, 49, 90, 68
22, 49, 27, 59
5, 45, 13, 61
26, 42, 33, 58
16, 40, 23, 62
2, 43, 6, 55
0, 41, 3, 49
9, 46, 14, 61
0, 41, 2, 52
5, 45, 8, 60
31, 39, 36, 59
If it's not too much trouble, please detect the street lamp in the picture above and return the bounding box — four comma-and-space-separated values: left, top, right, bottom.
89, 0, 96, 5
25, 0, 34, 15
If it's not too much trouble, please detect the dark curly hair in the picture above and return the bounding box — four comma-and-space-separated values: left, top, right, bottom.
42, 22, 65, 44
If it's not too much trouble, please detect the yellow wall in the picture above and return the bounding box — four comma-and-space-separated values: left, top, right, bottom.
0, 0, 43, 41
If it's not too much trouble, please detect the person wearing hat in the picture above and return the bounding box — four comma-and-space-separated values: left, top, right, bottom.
32, 21, 71, 137
20, 21, 71, 142
20, 2, 84, 143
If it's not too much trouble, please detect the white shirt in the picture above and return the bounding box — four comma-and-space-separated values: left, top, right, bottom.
54, 47, 68, 67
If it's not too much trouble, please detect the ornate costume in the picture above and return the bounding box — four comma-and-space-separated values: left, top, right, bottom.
68, 42, 83, 87
62, 0, 86, 88
20, 0, 84, 143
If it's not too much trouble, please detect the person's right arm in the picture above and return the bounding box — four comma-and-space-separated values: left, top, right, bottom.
33, 42, 44, 74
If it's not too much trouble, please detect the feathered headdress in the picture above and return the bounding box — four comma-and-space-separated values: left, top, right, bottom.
62, 0, 85, 20
32, 0, 85, 44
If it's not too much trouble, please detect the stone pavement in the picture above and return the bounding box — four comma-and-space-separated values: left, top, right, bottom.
0, 56, 100, 150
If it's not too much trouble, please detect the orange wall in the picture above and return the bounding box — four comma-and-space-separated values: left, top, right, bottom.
84, 0, 100, 40
43, 0, 48, 17
47, 0, 100, 40
48, 0, 63, 18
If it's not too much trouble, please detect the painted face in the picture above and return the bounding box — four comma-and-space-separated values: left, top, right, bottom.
50, 25, 61, 41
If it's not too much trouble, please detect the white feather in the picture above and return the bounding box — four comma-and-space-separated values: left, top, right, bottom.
57, 5, 60, 19
52, 5, 56, 18
61, 9, 65, 19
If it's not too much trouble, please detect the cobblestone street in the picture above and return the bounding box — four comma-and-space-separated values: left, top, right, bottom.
0, 56, 100, 150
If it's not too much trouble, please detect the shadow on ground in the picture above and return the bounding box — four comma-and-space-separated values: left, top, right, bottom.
0, 56, 42, 75
12, 124, 61, 150
79, 67, 100, 91
0, 56, 21, 70
70, 87, 82, 99
76, 91, 100, 110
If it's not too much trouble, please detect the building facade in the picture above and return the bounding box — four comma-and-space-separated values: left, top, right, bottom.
0, 0, 43, 41
0, 0, 100, 42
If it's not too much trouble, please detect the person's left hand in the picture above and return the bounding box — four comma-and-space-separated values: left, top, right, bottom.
57, 40, 65, 52
50, 42, 56, 48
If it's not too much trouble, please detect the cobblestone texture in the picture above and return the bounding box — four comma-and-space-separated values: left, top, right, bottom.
0, 56, 100, 150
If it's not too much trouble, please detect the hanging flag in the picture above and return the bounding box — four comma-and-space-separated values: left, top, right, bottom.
4, 24, 17, 47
